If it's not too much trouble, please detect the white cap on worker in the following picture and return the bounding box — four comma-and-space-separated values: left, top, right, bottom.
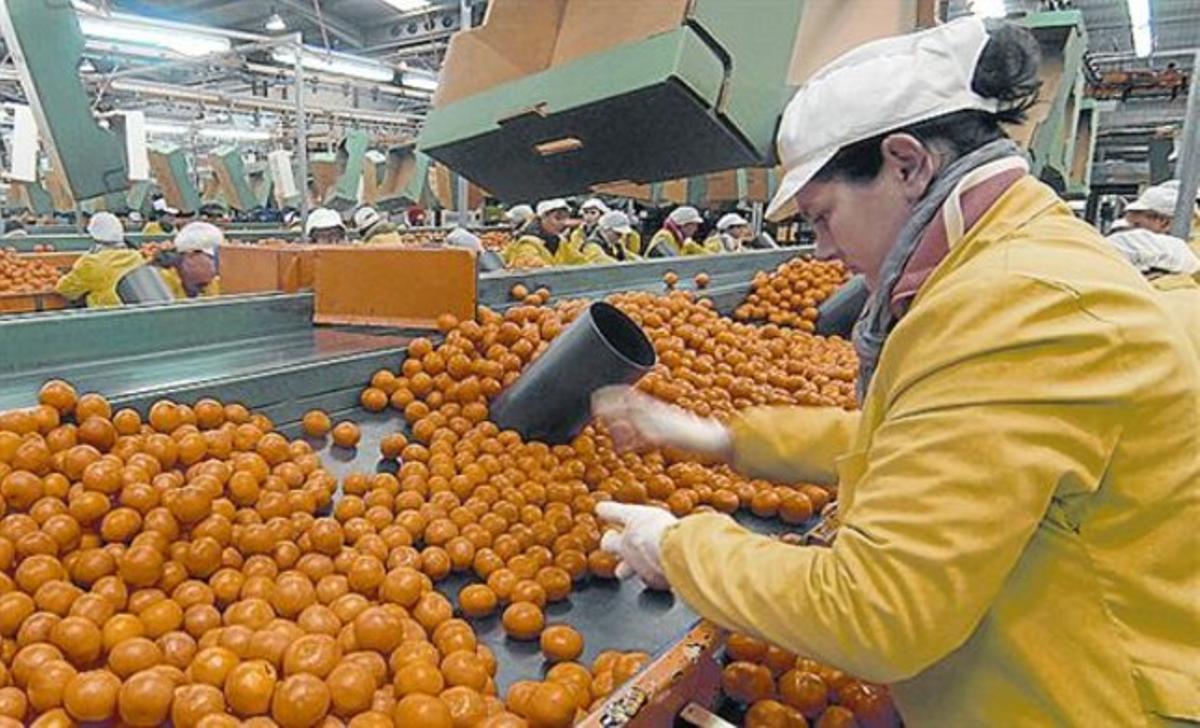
717, 213, 750, 231
353, 206, 382, 232
1107, 229, 1200, 275
536, 198, 570, 217
152, 198, 179, 215
580, 198, 609, 213
1159, 179, 1200, 203
667, 206, 703, 226
87, 212, 124, 245
128, 211, 143, 224
305, 207, 345, 235
505, 204, 534, 223
598, 210, 633, 235
445, 227, 482, 252
1126, 183, 1180, 216
174, 221, 223, 254
767, 17, 998, 220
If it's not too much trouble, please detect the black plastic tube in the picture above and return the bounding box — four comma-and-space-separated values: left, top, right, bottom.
815, 274, 868, 338
490, 301, 656, 444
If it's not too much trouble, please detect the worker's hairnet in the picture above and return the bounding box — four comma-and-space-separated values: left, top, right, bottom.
305, 207, 346, 235
87, 212, 125, 245
505, 205, 534, 224
1126, 183, 1179, 217
353, 206, 382, 232
717, 213, 750, 231
445, 227, 482, 252
580, 198, 609, 213
536, 199, 570, 217
1107, 229, 1199, 275
667, 206, 703, 226
598, 211, 633, 234
174, 221, 223, 254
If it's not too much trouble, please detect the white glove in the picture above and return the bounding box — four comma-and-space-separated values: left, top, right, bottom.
592, 385, 731, 457
596, 502, 678, 591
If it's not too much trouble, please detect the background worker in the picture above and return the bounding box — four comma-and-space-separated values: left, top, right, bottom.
56, 212, 171, 307
1107, 227, 1200, 353
707, 213, 754, 252
158, 221, 222, 299
592, 17, 1197, 727
502, 198, 611, 266
645, 205, 717, 257
353, 206, 403, 244
590, 210, 640, 261
569, 198, 609, 248
305, 208, 348, 244
446, 227, 505, 272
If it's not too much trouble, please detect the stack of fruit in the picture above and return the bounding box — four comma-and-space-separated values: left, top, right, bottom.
0, 251, 62, 294
733, 259, 851, 331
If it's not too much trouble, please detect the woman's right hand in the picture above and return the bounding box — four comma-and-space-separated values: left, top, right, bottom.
591, 385, 732, 459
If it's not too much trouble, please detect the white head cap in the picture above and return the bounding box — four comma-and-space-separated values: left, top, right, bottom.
667, 206, 703, 226
767, 17, 998, 220
505, 205, 534, 224
174, 221, 223, 254
1107, 229, 1200, 275
580, 198, 608, 213
87, 212, 125, 245
598, 210, 633, 235
536, 198, 570, 217
305, 207, 345, 236
152, 198, 179, 215
445, 227, 482, 252
353, 206, 382, 232
717, 213, 751, 232
1126, 183, 1179, 217
128, 211, 144, 224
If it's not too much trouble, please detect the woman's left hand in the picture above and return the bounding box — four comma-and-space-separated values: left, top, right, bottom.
596, 502, 678, 590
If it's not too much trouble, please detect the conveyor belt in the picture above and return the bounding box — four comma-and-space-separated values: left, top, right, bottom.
293, 411, 811, 692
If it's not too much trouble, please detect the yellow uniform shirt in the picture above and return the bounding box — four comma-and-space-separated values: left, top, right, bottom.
1151, 272, 1200, 356
501, 233, 614, 268
661, 178, 1200, 726
55, 248, 149, 308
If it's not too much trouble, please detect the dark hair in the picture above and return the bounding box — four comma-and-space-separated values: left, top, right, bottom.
813, 20, 1042, 184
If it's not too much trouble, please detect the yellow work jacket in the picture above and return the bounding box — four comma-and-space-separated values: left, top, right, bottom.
362, 222, 405, 245
141, 222, 165, 236
646, 228, 718, 257
502, 233, 613, 268
55, 248, 148, 308
1151, 272, 1200, 356
661, 177, 1200, 726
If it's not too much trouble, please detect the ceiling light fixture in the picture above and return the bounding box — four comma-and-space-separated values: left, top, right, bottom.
265, 12, 286, 32
400, 71, 438, 92
382, 0, 431, 12
1126, 0, 1153, 58
271, 47, 395, 83
78, 15, 231, 57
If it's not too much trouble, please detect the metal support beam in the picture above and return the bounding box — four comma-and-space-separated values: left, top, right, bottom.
1169, 50, 1200, 241
452, 0, 471, 219
274, 0, 364, 48
293, 33, 311, 237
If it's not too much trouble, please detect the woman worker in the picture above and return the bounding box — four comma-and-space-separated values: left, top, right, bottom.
588, 210, 641, 262
568, 197, 609, 249
158, 221, 222, 299
593, 18, 1198, 727
502, 199, 613, 267
56, 212, 172, 307
645, 205, 719, 257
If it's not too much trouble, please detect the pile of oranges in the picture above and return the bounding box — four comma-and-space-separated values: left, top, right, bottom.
0, 251, 62, 294
721, 632, 899, 728
733, 259, 851, 331
140, 243, 174, 262
478, 232, 512, 252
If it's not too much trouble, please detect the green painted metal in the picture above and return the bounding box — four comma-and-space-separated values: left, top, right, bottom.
23, 182, 54, 216
0, 1, 130, 202
1066, 98, 1099, 197
153, 146, 203, 213
1018, 11, 1088, 193
3, 229, 302, 252
127, 181, 152, 214
210, 147, 258, 211
420, 27, 730, 201
324, 130, 371, 212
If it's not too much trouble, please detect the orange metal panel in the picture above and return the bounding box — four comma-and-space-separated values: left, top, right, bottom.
578, 620, 724, 727
313, 246, 477, 328
218, 243, 318, 294
0, 291, 68, 313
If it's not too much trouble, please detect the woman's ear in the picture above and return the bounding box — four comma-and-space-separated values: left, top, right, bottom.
879, 134, 938, 203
